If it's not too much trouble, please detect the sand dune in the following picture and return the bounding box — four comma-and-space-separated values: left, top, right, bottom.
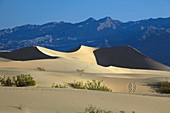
0, 46, 57, 61
37, 45, 97, 63
94, 46, 170, 71
0, 45, 97, 64
0, 45, 169, 71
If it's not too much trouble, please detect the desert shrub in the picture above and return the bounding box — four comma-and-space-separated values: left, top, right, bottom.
76, 69, 84, 75
80, 105, 113, 113
37, 67, 45, 71
0, 76, 13, 86
132, 111, 136, 113
14, 74, 36, 87
119, 111, 125, 113
148, 78, 170, 94
156, 81, 170, 93
5, 77, 13, 86
0, 74, 36, 87
0, 77, 5, 85
70, 81, 86, 89
85, 80, 112, 92
52, 83, 68, 88
80, 105, 137, 113
69, 80, 112, 92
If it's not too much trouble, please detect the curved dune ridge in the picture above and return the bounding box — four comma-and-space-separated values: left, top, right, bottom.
94, 46, 170, 71
0, 45, 169, 71
37, 45, 97, 63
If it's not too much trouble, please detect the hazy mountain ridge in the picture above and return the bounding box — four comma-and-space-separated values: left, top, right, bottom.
0, 17, 170, 65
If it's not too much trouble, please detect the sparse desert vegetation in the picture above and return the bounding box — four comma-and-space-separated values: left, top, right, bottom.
76, 69, 85, 75
79, 105, 137, 113
70, 81, 86, 89
37, 67, 45, 71
69, 80, 112, 92
157, 81, 170, 93
52, 83, 68, 88
0, 74, 36, 87
149, 81, 170, 94
80, 105, 113, 113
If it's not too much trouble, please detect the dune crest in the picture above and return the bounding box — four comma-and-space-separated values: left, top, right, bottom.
37, 45, 97, 63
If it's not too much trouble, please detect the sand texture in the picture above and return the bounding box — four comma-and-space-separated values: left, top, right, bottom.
0, 46, 170, 113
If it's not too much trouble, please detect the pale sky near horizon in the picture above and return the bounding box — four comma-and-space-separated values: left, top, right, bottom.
0, 0, 170, 29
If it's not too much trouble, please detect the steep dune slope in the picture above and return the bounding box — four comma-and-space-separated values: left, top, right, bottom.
37, 45, 97, 63
94, 46, 170, 71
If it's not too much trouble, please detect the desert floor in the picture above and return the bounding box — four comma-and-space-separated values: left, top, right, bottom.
0, 46, 170, 113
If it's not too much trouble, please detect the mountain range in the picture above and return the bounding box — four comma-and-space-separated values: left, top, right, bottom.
0, 17, 170, 66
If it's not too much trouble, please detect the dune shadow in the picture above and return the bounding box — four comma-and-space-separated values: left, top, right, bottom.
93, 46, 170, 71
146, 82, 170, 94
0, 46, 58, 61
9, 105, 24, 110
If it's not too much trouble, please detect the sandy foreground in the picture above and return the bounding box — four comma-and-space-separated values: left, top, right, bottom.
0, 58, 170, 113
0, 46, 170, 113
0, 88, 170, 113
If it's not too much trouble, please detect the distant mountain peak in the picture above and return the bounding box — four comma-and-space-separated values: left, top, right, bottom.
78, 17, 97, 26
97, 17, 121, 31
59, 21, 66, 24
99, 16, 112, 21
83, 17, 96, 23
87, 17, 96, 21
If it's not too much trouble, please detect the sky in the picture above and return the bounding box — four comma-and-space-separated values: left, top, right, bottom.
0, 0, 170, 29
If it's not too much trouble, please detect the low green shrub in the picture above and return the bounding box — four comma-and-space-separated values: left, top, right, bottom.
0, 77, 1, 84
148, 79, 170, 94
156, 81, 170, 93
14, 74, 36, 87
76, 69, 84, 75
69, 80, 112, 92
81, 105, 113, 113
80, 105, 137, 113
70, 81, 86, 89
0, 76, 13, 86
37, 67, 45, 71
52, 83, 68, 88
85, 80, 112, 92
0, 74, 36, 87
